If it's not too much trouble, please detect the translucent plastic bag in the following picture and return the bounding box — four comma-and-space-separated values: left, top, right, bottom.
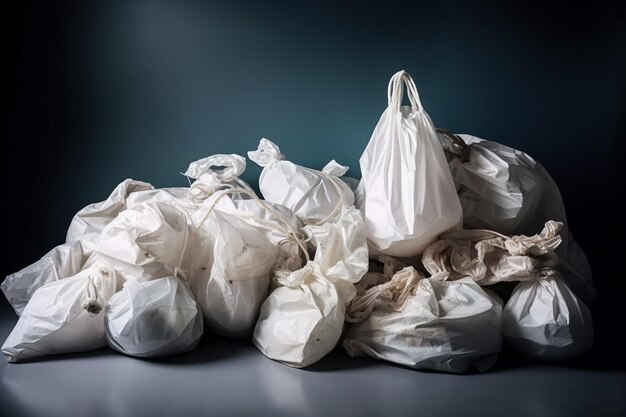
343, 267, 502, 373
357, 71, 462, 258
248, 138, 354, 225
105, 276, 203, 358
437, 130, 594, 305
1, 266, 120, 362
253, 207, 368, 368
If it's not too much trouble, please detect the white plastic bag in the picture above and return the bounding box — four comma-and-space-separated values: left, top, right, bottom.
248, 138, 354, 225
343, 267, 503, 373
437, 130, 594, 304
2, 266, 119, 362
253, 207, 368, 368
105, 276, 203, 358
66, 179, 154, 243
2, 240, 95, 316
502, 270, 593, 360
357, 70, 462, 258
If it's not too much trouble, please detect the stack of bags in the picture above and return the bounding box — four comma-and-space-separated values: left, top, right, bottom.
1, 70, 594, 373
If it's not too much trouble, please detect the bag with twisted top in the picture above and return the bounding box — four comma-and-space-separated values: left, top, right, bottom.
356, 70, 462, 259
248, 138, 355, 225
253, 207, 368, 368
436, 130, 594, 305
421, 221, 593, 359
342, 263, 502, 373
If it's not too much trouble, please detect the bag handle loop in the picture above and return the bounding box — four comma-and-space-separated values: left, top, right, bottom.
387, 70, 423, 112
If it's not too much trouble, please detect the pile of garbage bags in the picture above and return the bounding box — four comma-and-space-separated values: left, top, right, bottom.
1, 70, 594, 373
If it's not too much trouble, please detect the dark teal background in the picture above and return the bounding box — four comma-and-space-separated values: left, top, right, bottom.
2, 1, 625, 361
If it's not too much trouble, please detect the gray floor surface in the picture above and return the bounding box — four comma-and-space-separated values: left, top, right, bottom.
1, 305, 625, 417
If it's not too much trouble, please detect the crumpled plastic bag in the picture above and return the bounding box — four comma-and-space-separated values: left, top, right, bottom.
342, 266, 502, 373
253, 207, 368, 368
437, 130, 594, 305
248, 138, 355, 225
2, 240, 95, 316
1, 266, 120, 362
105, 276, 203, 358
356, 70, 462, 258
503, 270, 593, 360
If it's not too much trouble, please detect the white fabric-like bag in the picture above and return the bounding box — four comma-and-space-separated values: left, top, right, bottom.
1, 266, 119, 362
253, 207, 368, 368
437, 130, 594, 304
503, 270, 593, 360
343, 266, 502, 373
105, 276, 203, 358
248, 138, 354, 225
2, 240, 95, 316
357, 70, 462, 258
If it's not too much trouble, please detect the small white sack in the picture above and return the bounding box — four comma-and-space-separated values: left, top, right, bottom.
105, 276, 203, 358
248, 138, 354, 225
2, 266, 119, 362
437, 130, 594, 304
2, 240, 95, 316
343, 267, 503, 373
66, 179, 154, 243
253, 207, 369, 368
357, 71, 462, 258
502, 270, 593, 360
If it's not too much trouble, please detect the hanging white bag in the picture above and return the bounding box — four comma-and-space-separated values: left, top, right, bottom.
2, 239, 95, 316
357, 70, 462, 258
248, 138, 354, 225
437, 130, 594, 305
253, 207, 368, 368
66, 179, 154, 244
1, 266, 119, 362
502, 270, 593, 360
343, 266, 503, 373
104, 276, 203, 358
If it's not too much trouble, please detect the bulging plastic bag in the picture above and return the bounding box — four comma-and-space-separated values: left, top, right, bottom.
248, 138, 354, 225
437, 130, 594, 305
343, 266, 503, 373
2, 240, 95, 316
66, 179, 154, 243
357, 70, 462, 258
1, 266, 120, 362
503, 270, 593, 360
253, 207, 368, 368
105, 276, 203, 358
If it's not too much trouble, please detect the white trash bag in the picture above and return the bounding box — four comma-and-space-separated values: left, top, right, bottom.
343, 266, 502, 373
248, 138, 354, 225
2, 240, 95, 316
253, 207, 368, 368
105, 276, 203, 358
66, 179, 154, 243
437, 130, 594, 305
503, 270, 593, 360
2, 266, 119, 362
357, 70, 462, 258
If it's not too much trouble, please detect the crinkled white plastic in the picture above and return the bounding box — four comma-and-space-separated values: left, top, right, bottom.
2, 239, 95, 316
437, 131, 594, 304
105, 276, 203, 358
1, 266, 119, 362
66, 179, 154, 244
502, 270, 593, 360
253, 207, 369, 368
343, 267, 503, 373
248, 138, 355, 225
357, 71, 462, 258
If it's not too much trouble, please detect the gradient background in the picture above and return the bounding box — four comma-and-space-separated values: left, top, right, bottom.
2, 0, 625, 368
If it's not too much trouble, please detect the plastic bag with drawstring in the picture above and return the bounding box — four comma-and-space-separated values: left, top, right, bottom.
253, 207, 369, 368
436, 129, 594, 305
356, 70, 462, 258
248, 138, 355, 225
